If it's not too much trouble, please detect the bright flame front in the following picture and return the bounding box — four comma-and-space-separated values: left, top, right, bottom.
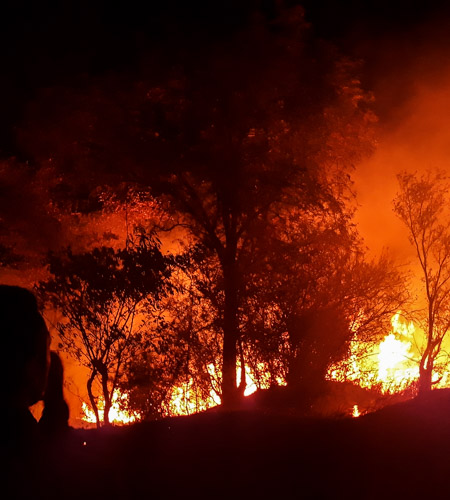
329, 312, 421, 393
82, 390, 138, 425
81, 312, 450, 424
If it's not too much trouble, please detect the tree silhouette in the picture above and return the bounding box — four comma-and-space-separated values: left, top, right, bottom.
37, 233, 173, 426
130, 10, 375, 407
239, 199, 408, 403
394, 171, 450, 394
20, 7, 376, 409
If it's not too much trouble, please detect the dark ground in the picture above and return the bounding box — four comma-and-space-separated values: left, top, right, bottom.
5, 389, 450, 499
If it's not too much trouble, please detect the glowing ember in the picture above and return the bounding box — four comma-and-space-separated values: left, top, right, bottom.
82, 390, 138, 425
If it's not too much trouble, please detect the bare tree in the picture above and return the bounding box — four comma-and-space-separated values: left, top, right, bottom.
394, 171, 450, 394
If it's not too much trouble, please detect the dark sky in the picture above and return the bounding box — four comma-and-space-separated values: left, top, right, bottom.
2, 0, 450, 158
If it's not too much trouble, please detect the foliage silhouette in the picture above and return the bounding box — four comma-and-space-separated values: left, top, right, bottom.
20, 6, 377, 409
38, 232, 174, 426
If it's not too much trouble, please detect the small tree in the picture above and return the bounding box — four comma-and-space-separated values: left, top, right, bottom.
38, 233, 173, 426
394, 171, 450, 394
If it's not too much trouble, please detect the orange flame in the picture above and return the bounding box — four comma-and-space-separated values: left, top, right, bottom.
329, 311, 421, 394
81, 312, 444, 423
168, 362, 286, 416
82, 390, 138, 425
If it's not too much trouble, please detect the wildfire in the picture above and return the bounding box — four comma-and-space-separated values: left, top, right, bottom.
82, 390, 138, 425
168, 364, 221, 416
81, 365, 268, 424
81, 312, 437, 424
168, 362, 285, 416
329, 311, 420, 393
377, 333, 418, 390
375, 313, 419, 391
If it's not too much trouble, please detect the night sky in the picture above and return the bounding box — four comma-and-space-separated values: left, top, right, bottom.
2, 0, 450, 159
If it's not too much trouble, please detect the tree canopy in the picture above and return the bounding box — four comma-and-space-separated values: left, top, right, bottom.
13, 6, 397, 417
37, 233, 174, 425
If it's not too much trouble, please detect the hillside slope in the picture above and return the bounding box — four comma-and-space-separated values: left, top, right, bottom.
6, 389, 450, 499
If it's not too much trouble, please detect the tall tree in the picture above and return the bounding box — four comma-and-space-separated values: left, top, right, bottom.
19, 7, 376, 408
134, 10, 375, 407
0, 158, 63, 269
393, 171, 450, 394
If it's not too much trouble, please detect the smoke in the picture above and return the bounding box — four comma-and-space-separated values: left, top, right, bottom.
352, 13, 450, 260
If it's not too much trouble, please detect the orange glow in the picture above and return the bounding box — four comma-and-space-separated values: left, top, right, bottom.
80, 363, 280, 423
82, 390, 139, 425
329, 312, 421, 394
167, 362, 286, 416
168, 364, 222, 416
373, 313, 420, 390
377, 333, 418, 390
237, 363, 286, 397
80, 313, 442, 423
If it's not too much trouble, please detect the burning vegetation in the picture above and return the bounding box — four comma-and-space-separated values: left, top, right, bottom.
80, 308, 450, 425
1, 4, 450, 432
7, 3, 450, 500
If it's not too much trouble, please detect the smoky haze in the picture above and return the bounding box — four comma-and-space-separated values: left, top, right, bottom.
2, 1, 450, 427
351, 12, 450, 259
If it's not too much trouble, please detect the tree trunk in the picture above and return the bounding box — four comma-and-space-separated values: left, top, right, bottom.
419, 319, 435, 395
100, 366, 111, 426
285, 316, 301, 390
418, 360, 433, 395
237, 338, 246, 397
87, 371, 100, 429
221, 257, 240, 410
